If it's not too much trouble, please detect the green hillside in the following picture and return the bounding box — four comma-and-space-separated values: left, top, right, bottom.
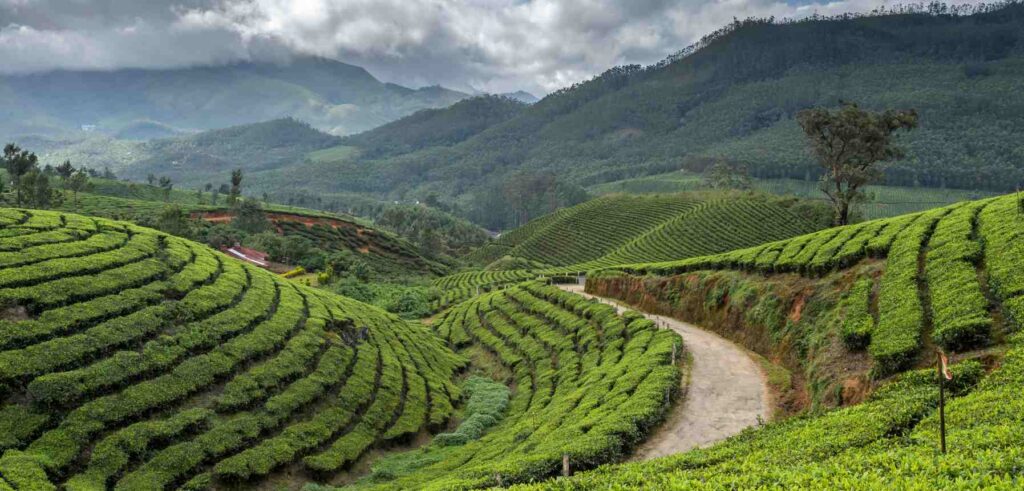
469, 193, 822, 267
34, 180, 448, 280
498, 191, 1024, 489
339, 95, 528, 159
591, 170, 1001, 219
20, 6, 1022, 232
2, 193, 1023, 490
0, 207, 688, 490
319, 193, 1024, 490
0, 208, 464, 490
120, 119, 343, 184
250, 4, 1024, 230
314, 281, 680, 489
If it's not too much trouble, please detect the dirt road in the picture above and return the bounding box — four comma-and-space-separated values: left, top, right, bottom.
557, 284, 772, 459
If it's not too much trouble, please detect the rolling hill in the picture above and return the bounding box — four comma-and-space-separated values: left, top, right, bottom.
116, 118, 343, 185
0, 56, 467, 140
500, 191, 1024, 490
276, 4, 1024, 229
313, 191, 1022, 489
27, 6, 1024, 231
38, 178, 450, 279
0, 207, 685, 489
468, 193, 824, 267
2, 193, 1023, 489
0, 208, 464, 489
338, 95, 528, 160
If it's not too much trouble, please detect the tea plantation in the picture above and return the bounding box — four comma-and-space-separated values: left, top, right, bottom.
318, 281, 680, 489
0, 208, 464, 490
505, 193, 1024, 488
4, 191, 1024, 490
441, 193, 819, 296
467, 193, 819, 267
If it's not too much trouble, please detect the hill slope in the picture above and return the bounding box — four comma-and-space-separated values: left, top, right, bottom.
0, 208, 464, 489
116, 118, 343, 184
330, 194, 1022, 490
0, 56, 467, 139
59, 191, 447, 278
339, 95, 528, 160
291, 4, 1024, 228
508, 192, 1024, 489
469, 193, 821, 267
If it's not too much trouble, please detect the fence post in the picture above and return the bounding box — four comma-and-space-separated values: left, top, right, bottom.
562, 454, 570, 477
937, 350, 949, 454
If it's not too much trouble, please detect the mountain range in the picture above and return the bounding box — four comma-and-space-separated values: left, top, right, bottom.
19, 3, 1024, 230
0, 56, 468, 139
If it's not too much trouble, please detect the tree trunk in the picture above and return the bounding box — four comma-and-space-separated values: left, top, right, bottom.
837, 200, 850, 226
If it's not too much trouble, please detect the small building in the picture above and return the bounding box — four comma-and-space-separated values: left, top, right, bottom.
223, 244, 269, 267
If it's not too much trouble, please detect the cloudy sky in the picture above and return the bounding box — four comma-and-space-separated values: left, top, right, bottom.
0, 0, 986, 95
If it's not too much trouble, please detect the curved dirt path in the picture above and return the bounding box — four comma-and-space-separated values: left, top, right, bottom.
557, 284, 772, 459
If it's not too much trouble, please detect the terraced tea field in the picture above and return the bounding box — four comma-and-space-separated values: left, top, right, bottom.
605, 195, 1022, 374
0, 208, 463, 490
442, 193, 818, 293
469, 194, 704, 266
352, 282, 680, 489
590, 170, 998, 219
5, 191, 1024, 490
519, 193, 1024, 488
473, 194, 818, 268
54, 192, 441, 278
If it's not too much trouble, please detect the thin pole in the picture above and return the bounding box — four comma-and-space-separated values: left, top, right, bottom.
938, 353, 947, 454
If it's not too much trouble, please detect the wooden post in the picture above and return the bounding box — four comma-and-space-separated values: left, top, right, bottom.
496, 472, 503, 486
562, 454, 570, 477
938, 352, 947, 454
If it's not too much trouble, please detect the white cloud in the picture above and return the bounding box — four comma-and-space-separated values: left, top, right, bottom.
0, 0, 992, 94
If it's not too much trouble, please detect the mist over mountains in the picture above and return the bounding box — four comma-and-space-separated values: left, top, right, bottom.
11, 3, 1024, 231
0, 56, 468, 139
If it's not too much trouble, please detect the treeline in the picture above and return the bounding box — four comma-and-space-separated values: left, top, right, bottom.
1, 144, 93, 208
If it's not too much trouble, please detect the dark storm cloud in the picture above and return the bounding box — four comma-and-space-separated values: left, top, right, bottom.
0, 0, 989, 94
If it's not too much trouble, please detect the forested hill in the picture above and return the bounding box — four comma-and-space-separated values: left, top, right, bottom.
120, 118, 342, 185
339, 95, 528, 159
0, 55, 467, 138
301, 2, 1024, 228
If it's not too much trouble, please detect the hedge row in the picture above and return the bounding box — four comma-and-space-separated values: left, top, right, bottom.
977, 194, 1024, 326
840, 276, 876, 350
871, 206, 952, 375
926, 200, 993, 350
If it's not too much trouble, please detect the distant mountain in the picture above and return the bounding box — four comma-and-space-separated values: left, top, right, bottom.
36, 4, 1024, 232
0, 56, 468, 138
499, 91, 540, 104
285, 3, 1024, 229
340, 95, 528, 159
121, 118, 341, 185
